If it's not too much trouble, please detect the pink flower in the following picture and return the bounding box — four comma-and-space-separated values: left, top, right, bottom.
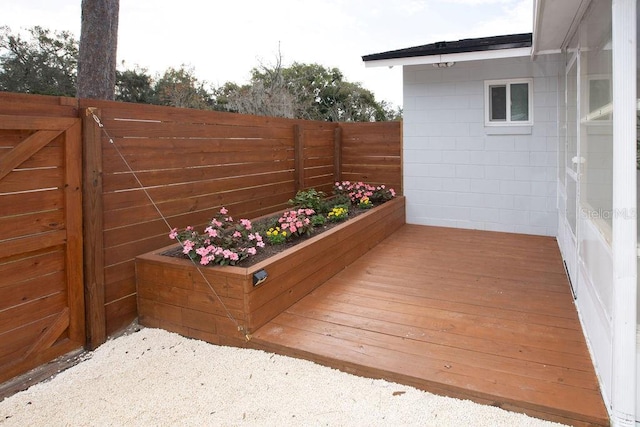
220, 207, 228, 215
296, 221, 303, 228
289, 225, 297, 234
240, 219, 252, 230
257, 241, 265, 248
169, 228, 178, 239
247, 247, 257, 255
200, 256, 211, 266
182, 240, 194, 254
233, 231, 242, 238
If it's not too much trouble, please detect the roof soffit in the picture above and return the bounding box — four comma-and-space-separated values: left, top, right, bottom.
533, 0, 592, 53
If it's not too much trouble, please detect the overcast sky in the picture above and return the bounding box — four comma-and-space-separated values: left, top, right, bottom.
4, 0, 533, 108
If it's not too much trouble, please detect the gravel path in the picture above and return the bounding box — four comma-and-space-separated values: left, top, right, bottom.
0, 327, 567, 426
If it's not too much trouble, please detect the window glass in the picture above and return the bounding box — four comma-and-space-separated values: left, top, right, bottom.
510, 83, 529, 121
490, 85, 506, 121
588, 78, 611, 121
579, 0, 613, 235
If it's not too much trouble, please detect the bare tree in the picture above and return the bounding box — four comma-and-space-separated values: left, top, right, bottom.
77, 0, 119, 99
222, 49, 297, 118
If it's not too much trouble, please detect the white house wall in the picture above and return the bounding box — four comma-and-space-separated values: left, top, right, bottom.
403, 54, 563, 236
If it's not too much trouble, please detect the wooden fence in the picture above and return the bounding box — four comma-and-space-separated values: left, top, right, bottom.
0, 92, 402, 368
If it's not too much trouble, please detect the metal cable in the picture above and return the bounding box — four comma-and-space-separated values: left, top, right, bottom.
89, 110, 248, 340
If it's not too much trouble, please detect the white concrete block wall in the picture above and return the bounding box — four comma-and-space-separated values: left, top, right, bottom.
403, 54, 563, 236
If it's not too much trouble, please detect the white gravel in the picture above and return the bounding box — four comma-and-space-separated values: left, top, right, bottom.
0, 327, 567, 427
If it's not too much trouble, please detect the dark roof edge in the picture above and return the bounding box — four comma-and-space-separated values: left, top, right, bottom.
362, 33, 532, 62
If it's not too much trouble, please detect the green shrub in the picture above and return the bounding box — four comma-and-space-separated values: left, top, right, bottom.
288, 189, 325, 211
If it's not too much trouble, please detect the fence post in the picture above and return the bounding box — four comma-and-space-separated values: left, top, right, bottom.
293, 124, 304, 192
81, 107, 106, 350
334, 125, 342, 184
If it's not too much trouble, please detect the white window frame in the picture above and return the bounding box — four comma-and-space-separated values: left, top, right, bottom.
484, 78, 533, 126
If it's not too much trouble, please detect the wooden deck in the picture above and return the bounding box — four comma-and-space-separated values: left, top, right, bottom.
249, 225, 609, 426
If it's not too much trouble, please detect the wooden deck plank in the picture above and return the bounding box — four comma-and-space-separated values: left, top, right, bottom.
286, 293, 596, 371
257, 315, 605, 423
250, 225, 609, 426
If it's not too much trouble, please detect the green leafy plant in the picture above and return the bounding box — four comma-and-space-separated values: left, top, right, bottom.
329, 193, 351, 207
265, 227, 288, 245
311, 214, 327, 227
327, 205, 349, 222
169, 207, 264, 266
288, 188, 325, 211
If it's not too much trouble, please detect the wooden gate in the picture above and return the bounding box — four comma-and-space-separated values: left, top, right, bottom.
0, 113, 85, 384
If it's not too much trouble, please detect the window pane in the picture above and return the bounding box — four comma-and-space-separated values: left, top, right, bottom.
580, 0, 613, 235
490, 85, 506, 121
510, 83, 529, 121
588, 79, 611, 121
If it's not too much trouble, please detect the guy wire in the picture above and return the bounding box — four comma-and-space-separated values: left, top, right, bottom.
89, 110, 246, 338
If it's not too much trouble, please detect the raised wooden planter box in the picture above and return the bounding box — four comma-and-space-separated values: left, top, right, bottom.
136, 196, 405, 347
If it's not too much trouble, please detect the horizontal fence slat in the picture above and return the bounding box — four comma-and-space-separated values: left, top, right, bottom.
102, 118, 296, 139
0, 168, 65, 194
0, 209, 65, 241
0, 248, 65, 289
0, 271, 66, 311
0, 231, 66, 259
0, 292, 67, 336
0, 115, 77, 131
0, 145, 64, 169
0, 189, 64, 217
102, 158, 295, 179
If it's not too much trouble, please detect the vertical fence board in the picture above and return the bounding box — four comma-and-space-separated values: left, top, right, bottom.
334, 127, 342, 184
294, 124, 304, 192
64, 119, 86, 345
81, 107, 106, 349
